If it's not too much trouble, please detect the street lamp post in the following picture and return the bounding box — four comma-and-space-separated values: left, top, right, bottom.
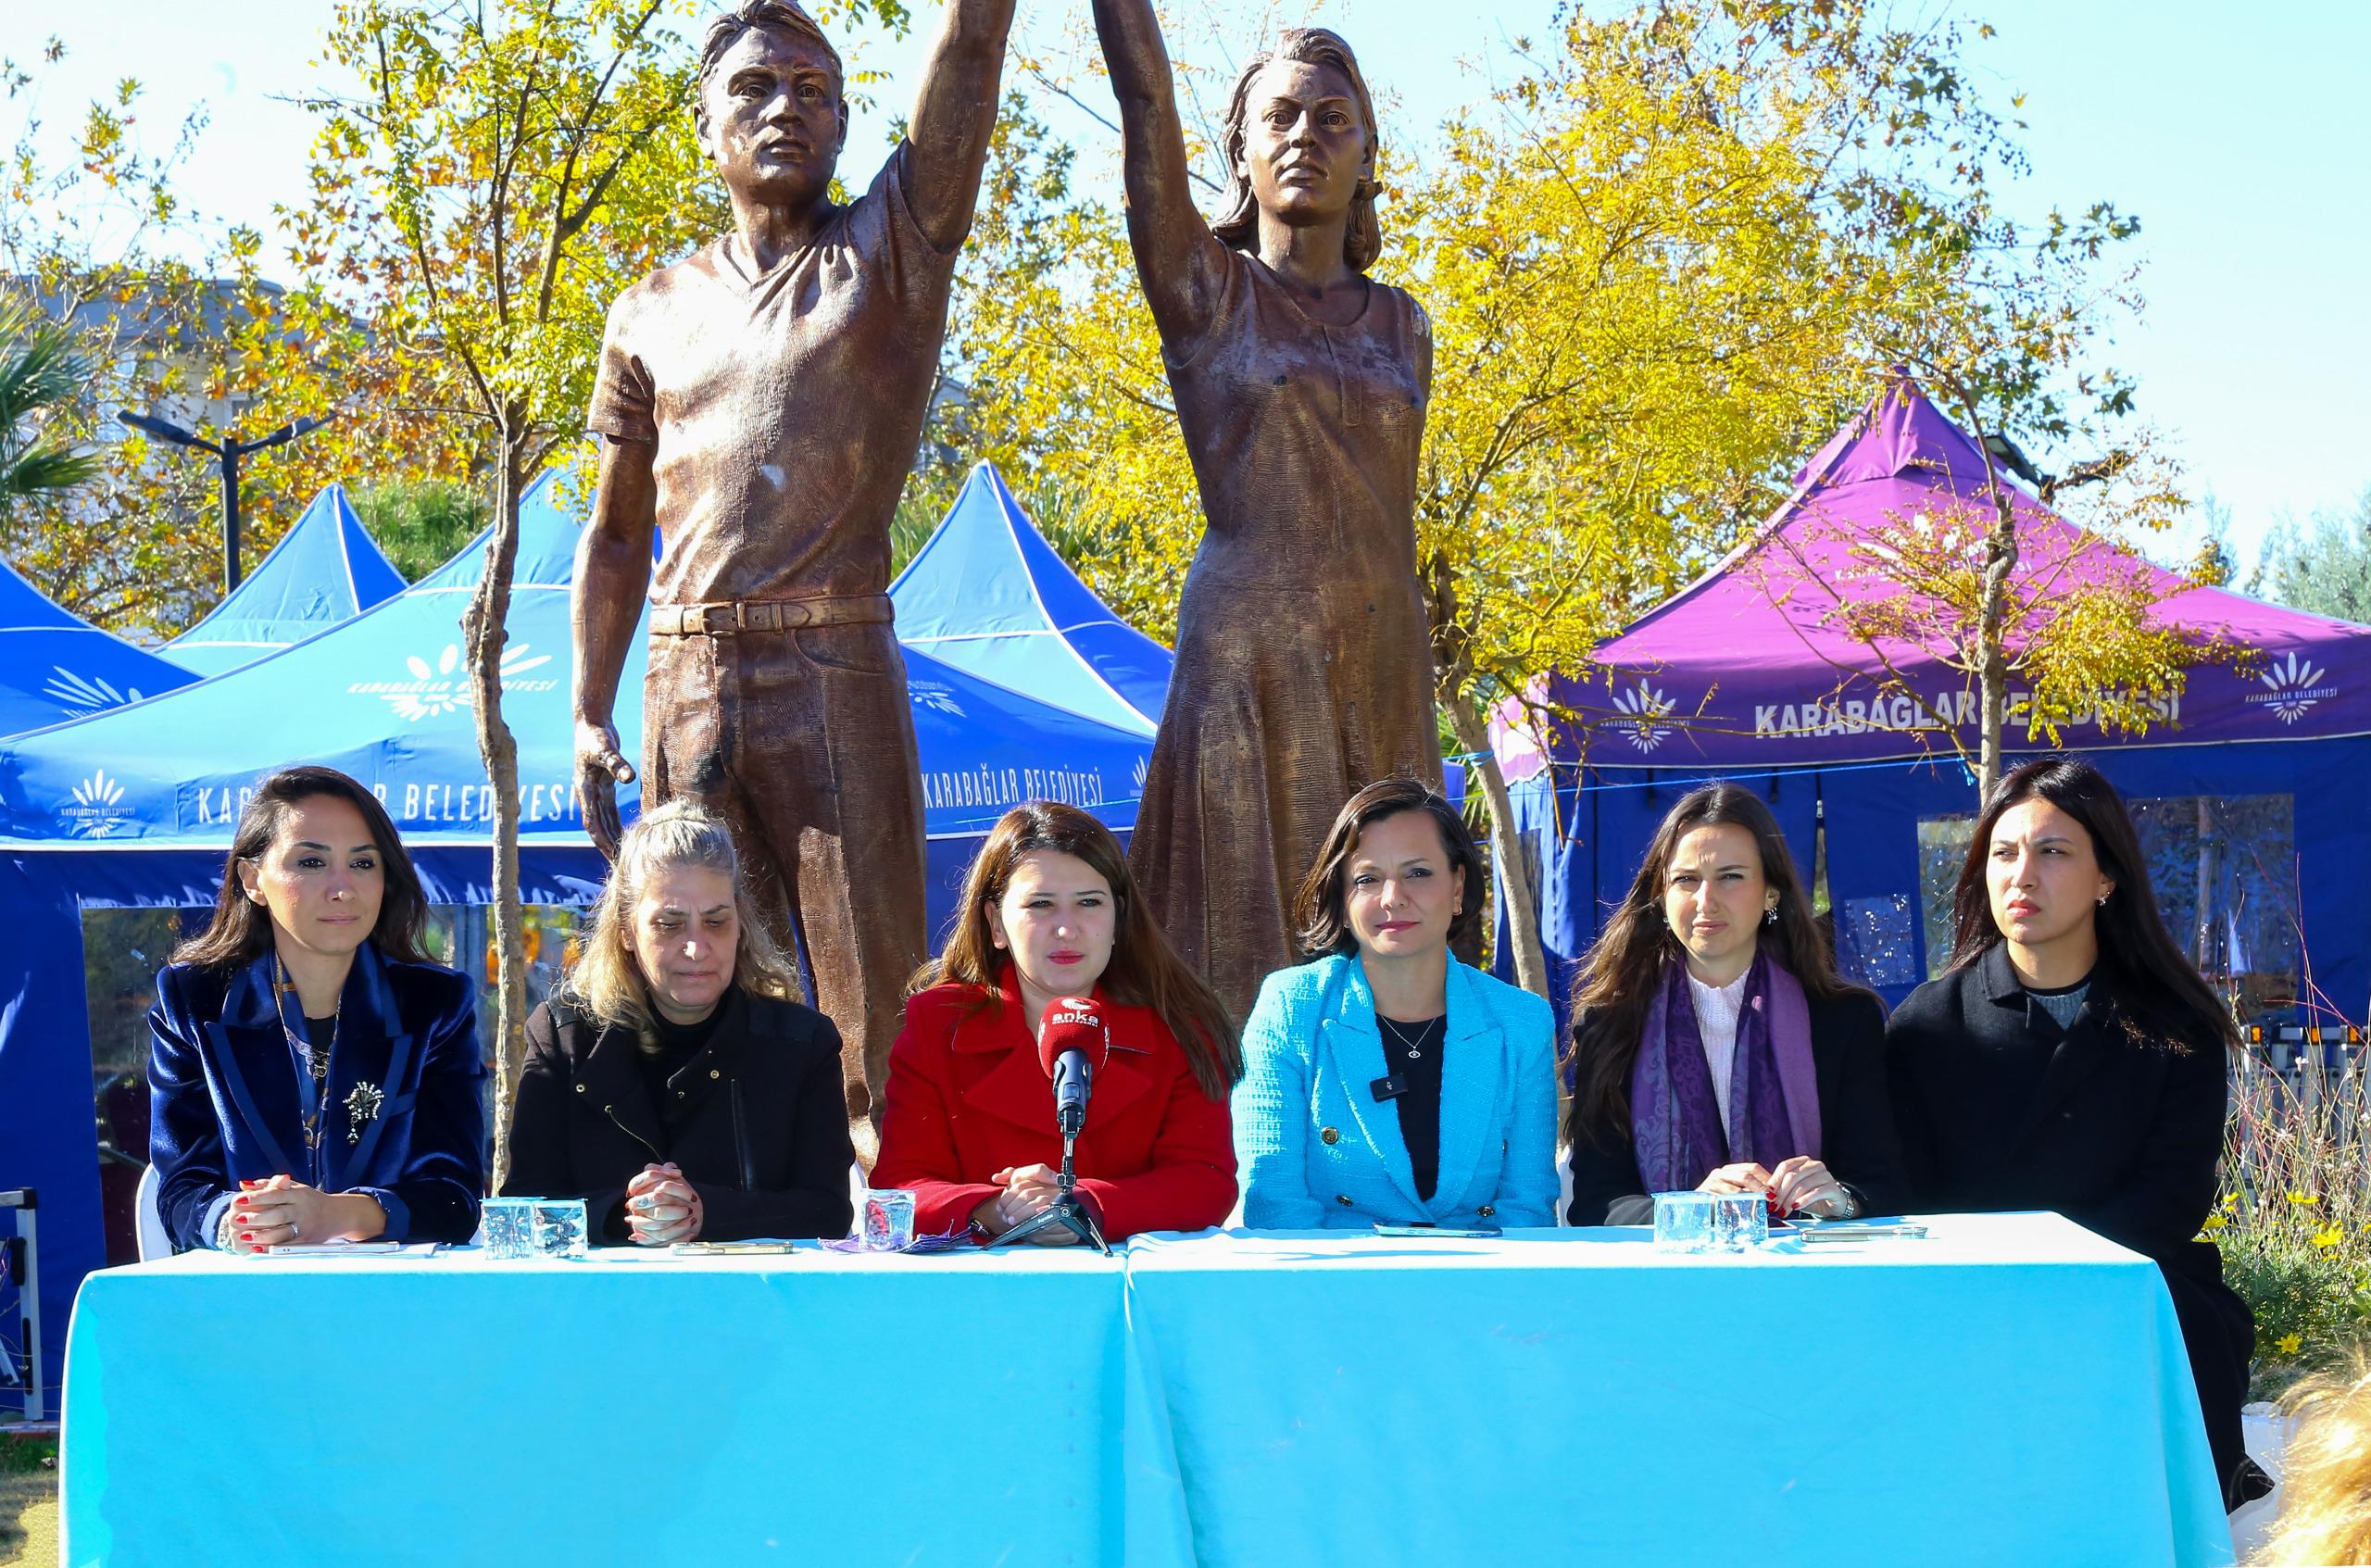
115, 409, 335, 592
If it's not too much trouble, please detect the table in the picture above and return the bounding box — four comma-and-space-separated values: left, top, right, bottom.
60, 1214, 2232, 1567
1119, 1213, 2232, 1568
60, 1245, 1124, 1568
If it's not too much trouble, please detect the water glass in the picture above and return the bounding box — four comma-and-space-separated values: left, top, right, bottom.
1710, 1192, 1770, 1252
860, 1188, 917, 1252
1651, 1191, 1715, 1253
532, 1198, 590, 1260
481, 1196, 538, 1260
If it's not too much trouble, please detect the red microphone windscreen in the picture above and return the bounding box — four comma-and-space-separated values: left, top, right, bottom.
1036, 995, 1110, 1076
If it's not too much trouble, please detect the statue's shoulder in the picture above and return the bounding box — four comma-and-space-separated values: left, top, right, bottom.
610, 239, 733, 319
1371, 277, 1431, 339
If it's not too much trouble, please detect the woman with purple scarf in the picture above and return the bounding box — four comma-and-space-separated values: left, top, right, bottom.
1564, 784, 1907, 1226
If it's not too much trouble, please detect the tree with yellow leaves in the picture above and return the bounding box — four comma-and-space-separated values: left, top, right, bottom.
0, 41, 290, 634
936, 1, 2094, 995
246, 0, 726, 1181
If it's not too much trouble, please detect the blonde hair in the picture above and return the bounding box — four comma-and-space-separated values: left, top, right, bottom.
2256, 1357, 2371, 1565
560, 801, 798, 1040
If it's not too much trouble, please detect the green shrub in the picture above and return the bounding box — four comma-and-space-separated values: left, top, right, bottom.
2215, 1051, 2371, 1399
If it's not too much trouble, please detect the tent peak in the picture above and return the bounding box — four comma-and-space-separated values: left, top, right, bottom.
1794, 373, 2006, 494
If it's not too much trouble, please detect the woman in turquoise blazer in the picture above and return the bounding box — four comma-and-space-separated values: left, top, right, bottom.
1235, 779, 1559, 1229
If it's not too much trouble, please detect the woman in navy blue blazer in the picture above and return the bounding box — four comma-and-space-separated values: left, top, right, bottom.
1236, 778, 1558, 1229
148, 766, 485, 1252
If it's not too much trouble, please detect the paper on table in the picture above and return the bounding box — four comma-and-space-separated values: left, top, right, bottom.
262, 1241, 439, 1257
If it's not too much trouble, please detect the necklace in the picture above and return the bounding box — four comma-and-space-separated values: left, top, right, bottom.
270, 959, 342, 1161
1377, 1013, 1445, 1062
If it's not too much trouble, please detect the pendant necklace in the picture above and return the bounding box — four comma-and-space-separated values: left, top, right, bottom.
270, 959, 341, 1164
1378, 1013, 1444, 1062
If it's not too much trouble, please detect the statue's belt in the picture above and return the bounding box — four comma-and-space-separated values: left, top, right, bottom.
648, 594, 894, 636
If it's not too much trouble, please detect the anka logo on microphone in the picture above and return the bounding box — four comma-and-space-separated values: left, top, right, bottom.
1048, 1005, 1101, 1032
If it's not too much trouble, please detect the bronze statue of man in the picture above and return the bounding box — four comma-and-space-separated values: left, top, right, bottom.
1091, 6, 1442, 1021
572, 0, 1016, 1149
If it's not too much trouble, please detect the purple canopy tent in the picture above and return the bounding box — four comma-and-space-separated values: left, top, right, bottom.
1492, 380, 2371, 1025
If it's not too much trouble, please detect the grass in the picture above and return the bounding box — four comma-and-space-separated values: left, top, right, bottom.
0, 1441, 56, 1568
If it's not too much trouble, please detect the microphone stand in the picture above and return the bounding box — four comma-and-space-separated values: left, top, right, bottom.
986, 1124, 1110, 1255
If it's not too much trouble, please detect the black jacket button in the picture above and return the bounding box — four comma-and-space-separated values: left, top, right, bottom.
1321, 1126, 1340, 1146
1477, 1206, 1496, 1218
1336, 1194, 1354, 1206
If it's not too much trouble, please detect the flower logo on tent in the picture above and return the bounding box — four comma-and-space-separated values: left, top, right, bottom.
1610, 681, 1677, 753
60, 768, 130, 839
43, 666, 142, 717
910, 682, 965, 718
358, 644, 556, 722
2249, 651, 2336, 725
1132, 755, 1148, 798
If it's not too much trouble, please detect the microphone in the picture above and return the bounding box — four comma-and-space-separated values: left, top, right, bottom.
1036, 996, 1110, 1139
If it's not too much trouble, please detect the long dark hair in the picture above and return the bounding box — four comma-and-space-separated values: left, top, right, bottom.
173, 766, 431, 972
1294, 777, 1484, 957
1210, 28, 1383, 273
915, 801, 1243, 1098
1567, 782, 1863, 1148
1950, 758, 2236, 1055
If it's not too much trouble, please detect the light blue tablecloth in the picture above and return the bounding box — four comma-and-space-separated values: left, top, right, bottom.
1119, 1212, 2232, 1568
61, 1245, 1124, 1568
62, 1214, 2231, 1567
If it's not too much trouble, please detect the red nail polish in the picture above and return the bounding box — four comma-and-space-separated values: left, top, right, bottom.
239, 1232, 254, 1242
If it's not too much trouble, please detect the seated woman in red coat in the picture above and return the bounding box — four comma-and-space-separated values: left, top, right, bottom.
875, 800, 1242, 1242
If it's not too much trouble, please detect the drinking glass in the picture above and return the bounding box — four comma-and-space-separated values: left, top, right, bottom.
861, 1189, 917, 1252
532, 1198, 590, 1260
1651, 1191, 1715, 1254
1710, 1192, 1770, 1252
481, 1197, 538, 1260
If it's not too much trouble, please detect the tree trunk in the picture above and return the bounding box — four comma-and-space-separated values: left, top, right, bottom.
1958, 387, 2020, 804
466, 427, 531, 1194
1445, 687, 1550, 1001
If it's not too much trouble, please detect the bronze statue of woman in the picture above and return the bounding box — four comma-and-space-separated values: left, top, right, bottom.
1093, 6, 1441, 1021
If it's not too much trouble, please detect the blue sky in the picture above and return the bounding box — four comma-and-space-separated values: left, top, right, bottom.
10, 1, 2365, 569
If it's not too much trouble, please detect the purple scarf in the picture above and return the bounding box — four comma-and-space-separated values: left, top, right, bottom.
1630, 950, 1821, 1193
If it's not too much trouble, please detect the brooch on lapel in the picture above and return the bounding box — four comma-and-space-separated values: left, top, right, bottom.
345, 1082, 385, 1145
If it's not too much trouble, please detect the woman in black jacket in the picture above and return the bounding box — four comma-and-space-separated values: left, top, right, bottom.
504, 801, 853, 1242
1886, 758, 2264, 1509
1566, 783, 1907, 1226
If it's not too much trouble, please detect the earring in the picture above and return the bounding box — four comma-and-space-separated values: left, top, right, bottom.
1763, 906, 1778, 927
2096, 894, 2109, 907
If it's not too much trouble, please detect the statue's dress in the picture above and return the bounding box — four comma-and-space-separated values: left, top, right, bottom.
1127, 247, 1441, 1021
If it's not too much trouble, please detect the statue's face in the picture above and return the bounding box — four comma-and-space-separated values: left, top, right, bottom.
696, 25, 847, 210
1235, 57, 1370, 230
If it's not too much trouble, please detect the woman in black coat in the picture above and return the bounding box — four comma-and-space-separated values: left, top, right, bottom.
504, 802, 853, 1242
1886, 758, 2264, 1510
1566, 783, 1907, 1226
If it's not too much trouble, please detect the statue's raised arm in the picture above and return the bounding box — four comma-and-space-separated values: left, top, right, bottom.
1101, 22, 1444, 1023
574, 0, 1024, 1158
902, 0, 1021, 251
1089, 0, 1231, 347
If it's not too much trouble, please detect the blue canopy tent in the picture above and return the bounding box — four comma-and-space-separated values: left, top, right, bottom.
1490, 386, 2371, 1035
164, 483, 406, 675
891, 462, 1170, 737
0, 558, 196, 739
0, 468, 1168, 1389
